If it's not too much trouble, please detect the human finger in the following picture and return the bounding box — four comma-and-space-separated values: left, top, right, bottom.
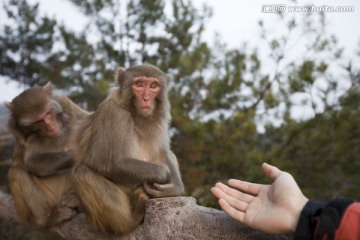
228, 179, 262, 197
215, 182, 255, 203
211, 185, 248, 212
218, 198, 245, 223
262, 163, 282, 180
211, 186, 224, 200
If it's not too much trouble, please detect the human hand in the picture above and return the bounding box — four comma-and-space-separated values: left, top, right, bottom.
211, 163, 309, 234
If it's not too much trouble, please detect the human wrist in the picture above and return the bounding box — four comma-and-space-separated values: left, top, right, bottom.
288, 196, 309, 233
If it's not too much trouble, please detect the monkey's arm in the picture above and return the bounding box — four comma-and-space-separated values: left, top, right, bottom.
57, 95, 91, 120
24, 151, 74, 177
80, 106, 170, 185
85, 157, 171, 185
144, 151, 185, 198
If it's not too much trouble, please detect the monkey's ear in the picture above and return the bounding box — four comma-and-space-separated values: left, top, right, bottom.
43, 82, 53, 95
164, 74, 173, 87
116, 67, 126, 86
5, 102, 12, 111
166, 74, 172, 83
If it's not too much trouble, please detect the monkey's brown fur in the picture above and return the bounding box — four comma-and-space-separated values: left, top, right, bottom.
7, 83, 90, 226
72, 64, 184, 234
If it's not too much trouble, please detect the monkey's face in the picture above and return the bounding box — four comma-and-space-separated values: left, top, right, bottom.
132, 77, 162, 117
18, 102, 63, 138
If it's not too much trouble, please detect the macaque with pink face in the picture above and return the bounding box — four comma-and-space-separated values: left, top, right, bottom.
72, 64, 184, 235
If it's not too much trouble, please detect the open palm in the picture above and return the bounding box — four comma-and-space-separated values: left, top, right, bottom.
211, 163, 308, 234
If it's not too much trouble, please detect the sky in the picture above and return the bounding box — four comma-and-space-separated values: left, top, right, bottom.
1, 0, 360, 106
198, 0, 359, 51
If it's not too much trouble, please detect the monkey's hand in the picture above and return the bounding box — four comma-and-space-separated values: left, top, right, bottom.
150, 164, 171, 184
52, 206, 78, 225
60, 192, 79, 208
144, 182, 183, 198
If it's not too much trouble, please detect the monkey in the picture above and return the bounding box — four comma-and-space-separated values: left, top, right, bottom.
6, 82, 91, 227
72, 64, 185, 235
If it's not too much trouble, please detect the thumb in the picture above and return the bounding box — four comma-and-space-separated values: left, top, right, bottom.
262, 163, 282, 181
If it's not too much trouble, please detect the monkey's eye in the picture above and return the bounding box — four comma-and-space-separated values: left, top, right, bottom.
150, 82, 159, 88
33, 111, 51, 125
134, 81, 143, 87
33, 117, 45, 125
33, 119, 43, 124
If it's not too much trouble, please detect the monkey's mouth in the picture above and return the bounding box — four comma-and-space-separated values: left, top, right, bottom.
141, 102, 152, 108
140, 104, 154, 110
45, 124, 61, 137
139, 108, 154, 117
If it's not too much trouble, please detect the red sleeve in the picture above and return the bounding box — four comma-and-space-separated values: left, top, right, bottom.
335, 202, 360, 240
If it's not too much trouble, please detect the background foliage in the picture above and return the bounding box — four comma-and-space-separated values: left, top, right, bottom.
1, 0, 359, 218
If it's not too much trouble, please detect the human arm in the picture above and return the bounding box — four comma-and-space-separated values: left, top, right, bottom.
294, 198, 356, 239
211, 163, 359, 239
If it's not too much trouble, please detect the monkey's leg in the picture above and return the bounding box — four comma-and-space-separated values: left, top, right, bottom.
72, 165, 142, 234
46, 172, 80, 226
8, 167, 51, 226
130, 187, 149, 224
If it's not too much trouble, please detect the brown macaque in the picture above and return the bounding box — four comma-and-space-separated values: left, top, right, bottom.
6, 83, 90, 227
72, 64, 184, 235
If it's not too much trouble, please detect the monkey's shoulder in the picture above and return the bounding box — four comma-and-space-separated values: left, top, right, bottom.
95, 96, 132, 121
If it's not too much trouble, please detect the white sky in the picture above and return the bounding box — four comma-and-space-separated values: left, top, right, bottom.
1, 0, 359, 106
